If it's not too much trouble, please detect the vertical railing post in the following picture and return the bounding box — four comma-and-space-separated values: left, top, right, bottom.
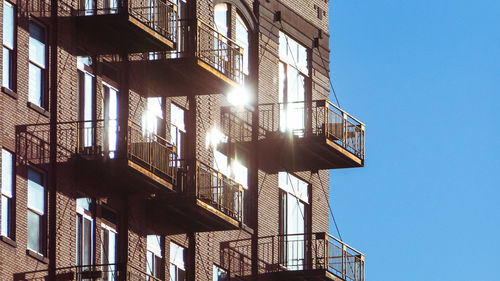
342, 243, 347, 280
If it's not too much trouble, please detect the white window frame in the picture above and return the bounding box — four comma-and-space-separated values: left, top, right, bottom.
212, 264, 228, 281
101, 222, 118, 281
1, 149, 14, 238
2, 1, 15, 90
147, 235, 163, 279
76, 198, 94, 267
27, 168, 45, 255
169, 242, 186, 281
28, 21, 46, 108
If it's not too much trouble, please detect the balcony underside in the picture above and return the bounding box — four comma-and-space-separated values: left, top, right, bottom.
264, 269, 344, 281
146, 195, 241, 234
225, 135, 363, 173
127, 57, 238, 97
65, 14, 175, 55
70, 156, 175, 197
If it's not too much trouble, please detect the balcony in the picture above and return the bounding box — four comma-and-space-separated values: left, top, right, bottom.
16, 120, 178, 195
146, 160, 246, 234
20, 0, 178, 54
117, 19, 244, 97
222, 233, 365, 281
14, 263, 161, 281
221, 100, 365, 173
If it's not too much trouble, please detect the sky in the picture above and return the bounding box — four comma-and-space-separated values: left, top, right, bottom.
327, 1, 500, 281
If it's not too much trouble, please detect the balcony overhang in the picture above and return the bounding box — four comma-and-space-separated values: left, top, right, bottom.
127, 57, 240, 97
74, 13, 176, 55
145, 194, 242, 234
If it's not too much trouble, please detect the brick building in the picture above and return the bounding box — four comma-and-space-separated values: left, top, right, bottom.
0, 0, 365, 280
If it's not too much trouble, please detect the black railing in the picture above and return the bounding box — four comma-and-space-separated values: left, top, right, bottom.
20, 0, 178, 43
222, 233, 365, 281
14, 263, 161, 281
221, 100, 365, 160
177, 160, 244, 222
16, 120, 178, 184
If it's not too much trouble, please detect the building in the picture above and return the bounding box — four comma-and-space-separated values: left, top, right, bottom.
0, 0, 365, 280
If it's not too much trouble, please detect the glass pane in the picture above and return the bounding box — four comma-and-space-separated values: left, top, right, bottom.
107, 88, 118, 157
2, 48, 10, 88
29, 25, 46, 68
76, 198, 91, 211
235, 16, 249, 75
28, 169, 45, 214
169, 264, 177, 281
83, 73, 93, 147
1, 196, 10, 236
83, 218, 92, 265
171, 104, 185, 132
147, 251, 154, 276
177, 268, 186, 281
170, 242, 185, 270
27, 210, 41, 253
147, 235, 162, 255
1, 149, 13, 197
214, 4, 228, 36
28, 63, 43, 107
3, 2, 14, 49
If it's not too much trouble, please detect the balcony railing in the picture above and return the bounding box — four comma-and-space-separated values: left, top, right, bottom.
124, 19, 245, 85
20, 0, 178, 44
16, 120, 178, 184
222, 233, 365, 281
221, 100, 365, 161
14, 263, 160, 281
177, 160, 244, 222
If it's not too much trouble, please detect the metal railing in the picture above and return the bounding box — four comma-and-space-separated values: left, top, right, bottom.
19, 0, 178, 43
196, 19, 244, 83
76, 0, 178, 42
14, 263, 161, 281
128, 120, 178, 183
16, 120, 178, 184
222, 233, 365, 281
14, 263, 122, 281
220, 100, 365, 160
195, 160, 244, 221
125, 19, 245, 84
177, 160, 244, 222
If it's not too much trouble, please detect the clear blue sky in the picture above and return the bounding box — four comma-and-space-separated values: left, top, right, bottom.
328, 1, 500, 281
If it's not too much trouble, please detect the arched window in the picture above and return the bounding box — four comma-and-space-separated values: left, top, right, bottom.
235, 14, 249, 75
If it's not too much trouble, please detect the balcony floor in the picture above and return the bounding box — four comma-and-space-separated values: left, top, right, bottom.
146, 194, 242, 234
127, 57, 238, 97
223, 135, 363, 174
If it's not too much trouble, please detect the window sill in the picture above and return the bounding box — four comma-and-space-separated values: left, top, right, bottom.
1, 87, 18, 99
0, 235, 17, 248
26, 249, 49, 263
27, 102, 50, 118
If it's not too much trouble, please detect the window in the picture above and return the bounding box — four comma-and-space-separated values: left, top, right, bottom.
76, 198, 94, 267
212, 265, 228, 281
27, 168, 45, 254
78, 56, 94, 148
103, 83, 118, 158
279, 172, 309, 271
147, 235, 163, 279
142, 97, 163, 136
214, 4, 229, 73
170, 103, 185, 166
169, 242, 186, 281
235, 14, 249, 76
278, 32, 308, 136
101, 222, 117, 281
28, 21, 46, 108
1, 149, 14, 238
2, 1, 15, 90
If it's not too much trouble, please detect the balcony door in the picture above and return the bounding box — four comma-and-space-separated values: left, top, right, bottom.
78, 57, 94, 150
279, 172, 309, 271
278, 32, 308, 137
214, 4, 229, 73
103, 83, 118, 158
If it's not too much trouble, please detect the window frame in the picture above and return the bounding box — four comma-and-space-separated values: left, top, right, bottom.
212, 264, 228, 281
76, 197, 95, 267
26, 167, 47, 256
2, 1, 17, 92
28, 19, 48, 110
169, 241, 186, 281
147, 234, 164, 279
1, 148, 15, 240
